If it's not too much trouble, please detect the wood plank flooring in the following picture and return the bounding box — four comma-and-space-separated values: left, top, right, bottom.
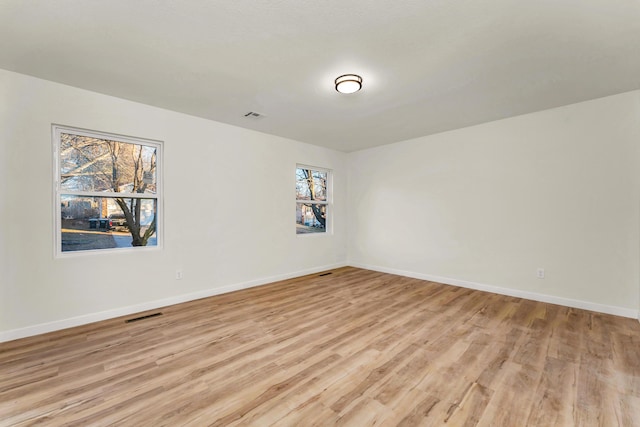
1, 267, 640, 426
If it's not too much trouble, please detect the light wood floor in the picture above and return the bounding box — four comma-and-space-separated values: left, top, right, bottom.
1, 267, 640, 426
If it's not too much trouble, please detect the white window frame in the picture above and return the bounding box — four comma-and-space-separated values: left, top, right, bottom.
295, 164, 332, 236
52, 124, 163, 257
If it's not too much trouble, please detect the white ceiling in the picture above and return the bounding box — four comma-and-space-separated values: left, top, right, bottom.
1, 1, 639, 152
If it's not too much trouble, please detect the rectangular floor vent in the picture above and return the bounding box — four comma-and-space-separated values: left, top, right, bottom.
318, 272, 333, 277
125, 312, 163, 323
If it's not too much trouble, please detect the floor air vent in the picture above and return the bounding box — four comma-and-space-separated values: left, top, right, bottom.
318, 272, 332, 277
125, 312, 163, 323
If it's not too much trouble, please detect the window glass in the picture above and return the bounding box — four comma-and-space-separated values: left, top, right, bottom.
296, 169, 327, 202
296, 203, 326, 234
60, 133, 157, 194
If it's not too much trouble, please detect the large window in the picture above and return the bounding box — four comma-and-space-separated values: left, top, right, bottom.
296, 165, 330, 234
53, 125, 162, 255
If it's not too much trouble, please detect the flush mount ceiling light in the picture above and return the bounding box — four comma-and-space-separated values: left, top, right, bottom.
335, 74, 362, 94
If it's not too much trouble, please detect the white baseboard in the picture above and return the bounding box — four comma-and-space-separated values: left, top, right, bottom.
0, 262, 347, 343
349, 262, 639, 319
3, 261, 636, 343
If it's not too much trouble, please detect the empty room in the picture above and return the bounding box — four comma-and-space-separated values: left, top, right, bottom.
1, 1, 640, 425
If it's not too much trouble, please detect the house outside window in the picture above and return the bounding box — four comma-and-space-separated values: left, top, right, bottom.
53, 125, 162, 255
296, 165, 330, 234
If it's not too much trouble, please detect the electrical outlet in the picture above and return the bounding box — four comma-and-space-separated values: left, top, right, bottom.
536, 268, 545, 279
176, 270, 183, 280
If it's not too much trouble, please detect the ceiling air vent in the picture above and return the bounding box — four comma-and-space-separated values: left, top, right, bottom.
244, 111, 265, 119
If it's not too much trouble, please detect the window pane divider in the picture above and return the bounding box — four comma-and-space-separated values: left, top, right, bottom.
296, 200, 328, 205
296, 202, 328, 206
60, 190, 158, 199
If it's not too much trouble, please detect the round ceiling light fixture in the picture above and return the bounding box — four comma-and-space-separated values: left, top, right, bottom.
335, 74, 362, 94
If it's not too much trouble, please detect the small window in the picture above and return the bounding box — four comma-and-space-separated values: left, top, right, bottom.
296, 165, 330, 234
53, 125, 162, 255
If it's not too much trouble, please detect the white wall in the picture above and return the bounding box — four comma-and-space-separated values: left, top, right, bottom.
0, 69, 347, 340
2, 68, 638, 342
348, 91, 640, 317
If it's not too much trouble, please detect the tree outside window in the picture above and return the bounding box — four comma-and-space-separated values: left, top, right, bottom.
296, 166, 330, 234
54, 126, 162, 254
